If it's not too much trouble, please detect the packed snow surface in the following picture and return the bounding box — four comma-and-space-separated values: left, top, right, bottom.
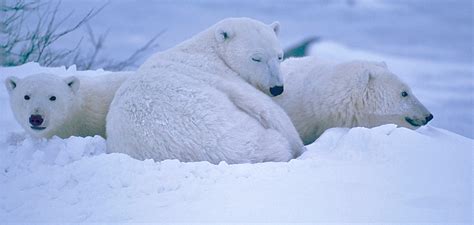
0, 60, 472, 223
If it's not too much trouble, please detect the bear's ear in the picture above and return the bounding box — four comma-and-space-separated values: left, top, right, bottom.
269, 21, 280, 35
64, 76, 80, 93
375, 61, 388, 69
215, 26, 234, 43
5, 76, 19, 93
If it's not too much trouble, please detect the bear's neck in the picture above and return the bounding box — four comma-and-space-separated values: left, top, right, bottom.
47, 97, 86, 138
167, 28, 237, 80
292, 71, 369, 144
294, 73, 327, 145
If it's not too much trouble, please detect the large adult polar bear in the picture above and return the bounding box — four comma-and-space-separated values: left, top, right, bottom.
5, 72, 131, 138
274, 57, 433, 145
106, 18, 305, 164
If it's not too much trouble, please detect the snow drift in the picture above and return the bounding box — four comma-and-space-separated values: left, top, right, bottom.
0, 124, 471, 223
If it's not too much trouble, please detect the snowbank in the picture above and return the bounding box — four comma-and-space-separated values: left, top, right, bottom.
0, 125, 471, 223
0, 62, 472, 223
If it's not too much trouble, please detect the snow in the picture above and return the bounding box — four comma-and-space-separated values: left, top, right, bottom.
0, 63, 472, 223
1, 0, 473, 223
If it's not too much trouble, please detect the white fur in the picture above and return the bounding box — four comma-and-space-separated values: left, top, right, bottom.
274, 56, 432, 145
106, 18, 304, 164
5, 72, 131, 138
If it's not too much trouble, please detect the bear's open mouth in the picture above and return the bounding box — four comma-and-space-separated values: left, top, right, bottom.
30, 126, 46, 131
405, 117, 421, 127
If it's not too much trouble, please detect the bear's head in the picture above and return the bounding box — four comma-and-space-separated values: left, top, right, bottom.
336, 61, 433, 129
5, 74, 80, 138
214, 18, 284, 96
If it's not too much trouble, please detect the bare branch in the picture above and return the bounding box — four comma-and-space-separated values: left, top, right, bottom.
2, 0, 161, 71
1, 0, 106, 66
83, 24, 109, 70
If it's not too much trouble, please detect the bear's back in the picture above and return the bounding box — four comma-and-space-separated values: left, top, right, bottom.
107, 64, 285, 163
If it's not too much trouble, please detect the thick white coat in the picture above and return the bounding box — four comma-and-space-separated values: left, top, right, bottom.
106, 18, 304, 164
274, 57, 432, 145
5, 72, 131, 138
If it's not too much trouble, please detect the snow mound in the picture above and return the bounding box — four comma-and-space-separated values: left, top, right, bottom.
1, 133, 105, 174
0, 124, 471, 223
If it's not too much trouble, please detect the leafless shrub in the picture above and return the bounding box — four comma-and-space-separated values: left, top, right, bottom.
1, 0, 162, 71
1, 0, 105, 66
65, 25, 164, 71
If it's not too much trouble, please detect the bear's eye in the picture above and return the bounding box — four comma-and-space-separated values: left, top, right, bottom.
278, 54, 283, 61
49, 96, 56, 101
251, 57, 262, 62
24, 95, 30, 100
401, 91, 408, 97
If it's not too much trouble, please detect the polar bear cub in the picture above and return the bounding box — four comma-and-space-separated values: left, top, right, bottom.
274, 57, 433, 145
5, 72, 131, 138
106, 18, 305, 164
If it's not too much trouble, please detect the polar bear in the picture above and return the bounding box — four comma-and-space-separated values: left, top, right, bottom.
106, 17, 305, 164
274, 57, 433, 145
5, 72, 131, 138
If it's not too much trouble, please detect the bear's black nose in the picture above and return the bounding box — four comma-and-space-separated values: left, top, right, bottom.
269, 85, 284, 96
425, 114, 434, 124
29, 114, 44, 126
